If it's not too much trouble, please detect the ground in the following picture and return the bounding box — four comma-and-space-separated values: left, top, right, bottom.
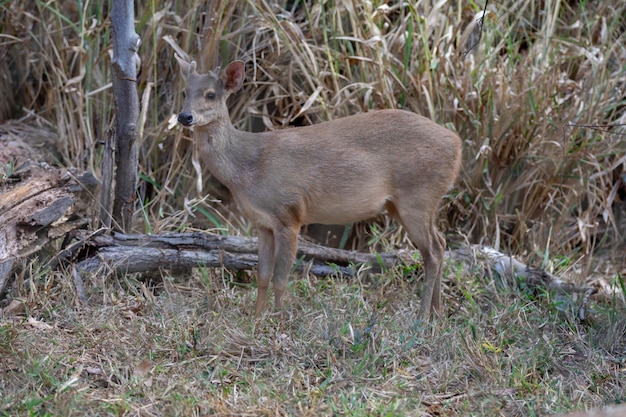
1, 257, 624, 416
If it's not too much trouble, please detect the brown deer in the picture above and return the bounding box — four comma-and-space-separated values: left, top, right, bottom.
175, 55, 462, 320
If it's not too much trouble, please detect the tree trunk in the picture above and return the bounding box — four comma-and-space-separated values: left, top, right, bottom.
110, 0, 141, 232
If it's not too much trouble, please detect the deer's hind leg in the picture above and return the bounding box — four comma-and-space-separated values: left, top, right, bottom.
386, 198, 446, 319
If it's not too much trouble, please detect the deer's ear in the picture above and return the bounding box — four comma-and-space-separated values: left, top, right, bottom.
175, 53, 196, 79
221, 61, 245, 93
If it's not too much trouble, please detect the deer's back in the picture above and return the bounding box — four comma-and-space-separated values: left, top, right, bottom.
243, 109, 461, 226
261, 109, 460, 184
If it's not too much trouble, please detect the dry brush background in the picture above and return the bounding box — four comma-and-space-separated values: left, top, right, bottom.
1, 0, 626, 416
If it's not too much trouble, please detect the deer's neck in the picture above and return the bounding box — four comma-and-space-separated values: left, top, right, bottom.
193, 119, 260, 189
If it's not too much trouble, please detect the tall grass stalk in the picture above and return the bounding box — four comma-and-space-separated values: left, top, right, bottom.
1, 0, 625, 256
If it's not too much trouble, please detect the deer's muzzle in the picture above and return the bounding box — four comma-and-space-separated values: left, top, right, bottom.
178, 112, 194, 127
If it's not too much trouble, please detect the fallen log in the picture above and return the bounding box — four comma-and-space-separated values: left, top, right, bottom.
105, 232, 396, 271
64, 231, 602, 318
447, 246, 599, 320
65, 232, 384, 287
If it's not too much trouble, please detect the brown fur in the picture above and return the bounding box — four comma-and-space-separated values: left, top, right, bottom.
176, 55, 462, 319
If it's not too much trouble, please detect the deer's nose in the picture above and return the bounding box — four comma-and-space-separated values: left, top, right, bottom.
178, 112, 194, 126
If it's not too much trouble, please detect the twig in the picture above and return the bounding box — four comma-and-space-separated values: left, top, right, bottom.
566, 122, 626, 136
422, 388, 517, 406
463, 0, 489, 57
72, 265, 89, 306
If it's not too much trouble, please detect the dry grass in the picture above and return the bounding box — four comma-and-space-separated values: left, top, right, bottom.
1, 0, 626, 416
1, 261, 625, 416
2, 0, 625, 253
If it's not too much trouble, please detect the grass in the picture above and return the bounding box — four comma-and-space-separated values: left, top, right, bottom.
1, 0, 626, 415
1, 262, 625, 416
3, 0, 625, 254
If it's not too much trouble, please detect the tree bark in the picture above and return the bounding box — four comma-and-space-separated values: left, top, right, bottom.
99, 128, 115, 228
110, 0, 141, 232
67, 232, 369, 279
110, 232, 398, 271
0, 161, 97, 296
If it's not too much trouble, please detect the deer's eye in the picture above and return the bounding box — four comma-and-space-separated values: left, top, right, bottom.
205, 91, 216, 100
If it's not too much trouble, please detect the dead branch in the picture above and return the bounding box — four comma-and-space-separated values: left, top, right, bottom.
68, 232, 372, 279
109, 232, 397, 271
448, 246, 599, 320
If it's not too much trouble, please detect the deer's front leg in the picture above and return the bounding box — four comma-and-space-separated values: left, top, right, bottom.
255, 227, 275, 318
271, 225, 299, 313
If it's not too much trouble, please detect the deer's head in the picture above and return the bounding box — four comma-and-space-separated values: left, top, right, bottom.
175, 54, 245, 127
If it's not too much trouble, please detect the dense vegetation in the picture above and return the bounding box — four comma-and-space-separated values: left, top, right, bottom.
1, 1, 625, 415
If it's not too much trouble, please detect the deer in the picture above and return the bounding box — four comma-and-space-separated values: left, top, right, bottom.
175, 54, 462, 320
